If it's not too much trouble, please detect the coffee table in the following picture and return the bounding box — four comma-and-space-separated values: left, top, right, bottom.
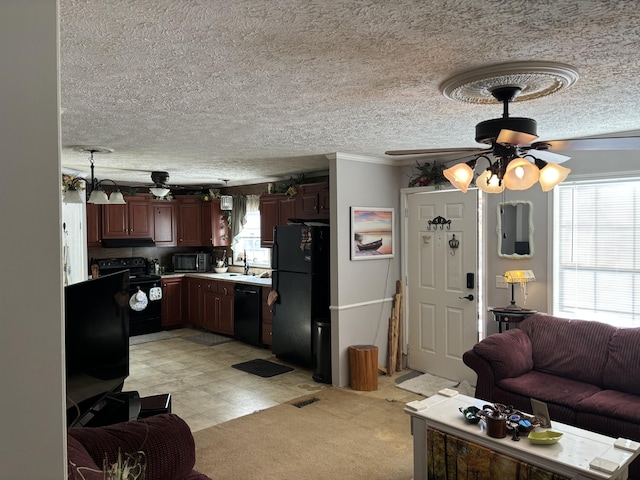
405, 391, 640, 480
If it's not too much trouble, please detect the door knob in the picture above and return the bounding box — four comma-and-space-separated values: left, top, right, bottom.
459, 294, 474, 301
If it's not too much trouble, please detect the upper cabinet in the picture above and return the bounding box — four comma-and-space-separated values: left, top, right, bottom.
202, 198, 230, 247
86, 202, 102, 248
259, 194, 297, 248
153, 201, 177, 247
102, 194, 153, 238
176, 196, 202, 246
296, 182, 330, 220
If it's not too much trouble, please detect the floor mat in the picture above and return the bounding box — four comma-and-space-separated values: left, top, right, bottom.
129, 331, 177, 345
396, 372, 458, 397
232, 359, 294, 378
184, 332, 235, 346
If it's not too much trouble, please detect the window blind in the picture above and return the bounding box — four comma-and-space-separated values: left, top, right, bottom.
554, 179, 640, 327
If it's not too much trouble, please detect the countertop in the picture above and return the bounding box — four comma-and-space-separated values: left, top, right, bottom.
161, 272, 272, 287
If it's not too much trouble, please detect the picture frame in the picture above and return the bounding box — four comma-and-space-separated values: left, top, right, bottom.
351, 207, 395, 260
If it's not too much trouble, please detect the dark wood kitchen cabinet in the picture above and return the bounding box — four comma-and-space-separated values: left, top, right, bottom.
185, 277, 204, 327
296, 182, 329, 220
202, 199, 230, 247
259, 194, 297, 247
161, 277, 183, 328
153, 201, 177, 247
202, 280, 234, 335
86, 202, 102, 248
102, 194, 153, 238
261, 286, 273, 346
176, 197, 202, 246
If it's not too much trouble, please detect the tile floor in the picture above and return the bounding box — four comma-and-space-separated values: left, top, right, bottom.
124, 328, 423, 432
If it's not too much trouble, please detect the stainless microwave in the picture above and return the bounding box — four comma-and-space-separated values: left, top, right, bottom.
172, 253, 212, 272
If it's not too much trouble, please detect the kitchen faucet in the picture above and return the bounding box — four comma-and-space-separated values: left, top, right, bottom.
243, 250, 249, 275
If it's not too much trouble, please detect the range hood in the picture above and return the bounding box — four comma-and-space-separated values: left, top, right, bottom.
101, 238, 156, 248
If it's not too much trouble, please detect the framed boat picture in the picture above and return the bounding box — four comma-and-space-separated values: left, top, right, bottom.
351, 207, 395, 260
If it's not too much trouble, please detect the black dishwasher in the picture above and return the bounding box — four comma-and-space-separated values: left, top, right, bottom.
234, 284, 262, 346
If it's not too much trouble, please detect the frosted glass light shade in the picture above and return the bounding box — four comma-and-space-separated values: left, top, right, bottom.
63, 189, 84, 204
150, 187, 171, 197
444, 163, 474, 193
475, 170, 505, 194
538, 163, 571, 192
87, 189, 110, 204
109, 191, 126, 204
503, 158, 540, 190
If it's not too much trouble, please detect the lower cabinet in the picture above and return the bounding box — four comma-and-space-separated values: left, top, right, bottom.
161, 277, 183, 328
261, 286, 273, 346
201, 280, 234, 336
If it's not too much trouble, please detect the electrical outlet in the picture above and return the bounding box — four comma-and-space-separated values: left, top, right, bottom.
496, 275, 508, 289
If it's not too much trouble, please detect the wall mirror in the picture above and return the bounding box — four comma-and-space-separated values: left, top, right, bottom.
497, 201, 534, 259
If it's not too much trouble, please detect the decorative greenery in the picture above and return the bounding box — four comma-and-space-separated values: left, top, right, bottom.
62, 174, 85, 193
275, 174, 306, 196
102, 450, 146, 480
408, 161, 447, 188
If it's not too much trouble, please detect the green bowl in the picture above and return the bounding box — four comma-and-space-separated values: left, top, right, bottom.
528, 430, 563, 444
459, 406, 481, 424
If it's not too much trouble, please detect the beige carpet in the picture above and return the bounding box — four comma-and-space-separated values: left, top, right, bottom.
193, 388, 414, 480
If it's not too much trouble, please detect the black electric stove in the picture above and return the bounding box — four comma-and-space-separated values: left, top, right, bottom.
95, 257, 162, 336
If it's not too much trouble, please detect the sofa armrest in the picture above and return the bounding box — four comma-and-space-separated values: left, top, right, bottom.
462, 349, 495, 401
472, 329, 534, 380
68, 413, 199, 479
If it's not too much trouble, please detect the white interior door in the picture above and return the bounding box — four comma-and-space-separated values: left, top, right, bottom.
406, 189, 478, 383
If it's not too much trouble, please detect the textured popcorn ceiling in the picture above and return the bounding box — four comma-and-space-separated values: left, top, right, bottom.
59, 0, 640, 187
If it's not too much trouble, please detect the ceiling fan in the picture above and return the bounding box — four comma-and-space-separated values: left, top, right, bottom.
135, 171, 213, 198
386, 68, 640, 193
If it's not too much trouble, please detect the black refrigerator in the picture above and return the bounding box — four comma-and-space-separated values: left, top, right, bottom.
272, 225, 330, 372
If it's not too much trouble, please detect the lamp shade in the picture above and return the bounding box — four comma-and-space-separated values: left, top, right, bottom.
504, 270, 536, 283
538, 163, 571, 192
444, 163, 474, 193
476, 170, 505, 194
109, 190, 126, 204
503, 158, 540, 190
87, 189, 110, 204
149, 187, 171, 198
63, 189, 84, 204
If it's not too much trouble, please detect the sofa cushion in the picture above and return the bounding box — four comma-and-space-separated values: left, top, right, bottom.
67, 435, 103, 480
497, 370, 602, 411
472, 329, 533, 380
578, 390, 640, 424
602, 327, 640, 396
519, 314, 617, 386
68, 413, 197, 480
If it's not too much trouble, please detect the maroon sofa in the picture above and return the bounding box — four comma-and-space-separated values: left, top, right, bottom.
463, 314, 640, 478
67, 413, 210, 480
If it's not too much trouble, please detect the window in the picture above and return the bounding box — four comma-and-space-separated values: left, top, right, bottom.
232, 196, 271, 268
553, 179, 640, 327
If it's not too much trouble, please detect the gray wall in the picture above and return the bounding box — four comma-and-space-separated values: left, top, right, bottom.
0, 1, 66, 477
329, 154, 403, 386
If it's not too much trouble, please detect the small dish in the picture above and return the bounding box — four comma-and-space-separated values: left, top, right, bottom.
528, 430, 563, 444
214, 267, 228, 273
459, 406, 481, 424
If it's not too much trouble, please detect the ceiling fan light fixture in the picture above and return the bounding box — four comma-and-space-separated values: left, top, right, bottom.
476, 170, 505, 194
150, 187, 171, 198
444, 161, 474, 193
537, 161, 571, 192
503, 158, 540, 190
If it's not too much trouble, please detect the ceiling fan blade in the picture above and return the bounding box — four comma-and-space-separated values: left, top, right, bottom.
385, 147, 488, 156
496, 129, 539, 146
532, 136, 640, 151
523, 148, 571, 164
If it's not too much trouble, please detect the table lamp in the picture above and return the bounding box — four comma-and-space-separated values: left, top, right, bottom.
504, 270, 535, 310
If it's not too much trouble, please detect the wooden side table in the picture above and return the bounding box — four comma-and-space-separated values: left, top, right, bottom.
490, 308, 537, 333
